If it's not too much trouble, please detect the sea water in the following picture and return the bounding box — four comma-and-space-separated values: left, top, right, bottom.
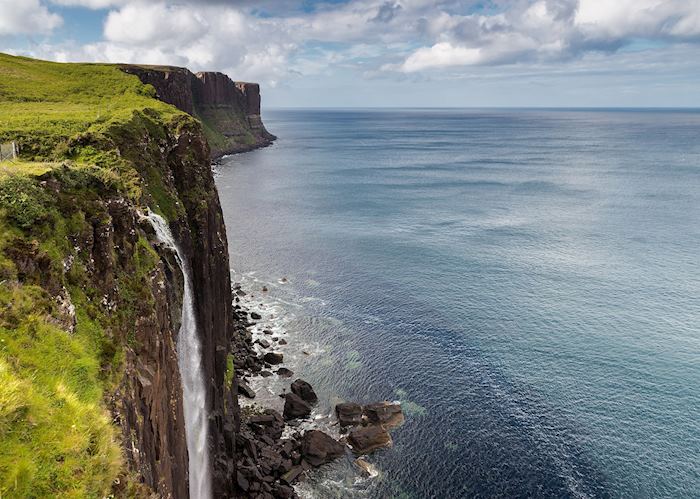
216, 109, 700, 498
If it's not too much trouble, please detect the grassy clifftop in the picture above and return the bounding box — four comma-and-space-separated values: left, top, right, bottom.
0, 53, 206, 497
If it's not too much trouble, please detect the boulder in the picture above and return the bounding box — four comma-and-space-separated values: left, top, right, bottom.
280, 465, 304, 485
238, 381, 256, 399
278, 338, 288, 345
250, 311, 262, 320
276, 367, 294, 378
263, 329, 273, 335
290, 379, 318, 405
335, 402, 362, 426
363, 402, 404, 428
263, 352, 283, 364
256, 339, 271, 349
283, 393, 312, 420
347, 425, 392, 454
300, 430, 345, 467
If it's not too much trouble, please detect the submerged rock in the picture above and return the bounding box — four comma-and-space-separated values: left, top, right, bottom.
348, 425, 392, 454
276, 368, 294, 378
291, 379, 318, 405
363, 402, 404, 428
335, 402, 363, 426
278, 338, 288, 345
283, 393, 312, 420
301, 430, 345, 467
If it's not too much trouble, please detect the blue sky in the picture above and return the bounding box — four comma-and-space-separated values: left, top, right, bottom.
1, 0, 699, 107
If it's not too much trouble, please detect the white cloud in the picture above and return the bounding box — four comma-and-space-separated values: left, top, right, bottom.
50, 0, 126, 8
0, 0, 62, 36
394, 0, 700, 72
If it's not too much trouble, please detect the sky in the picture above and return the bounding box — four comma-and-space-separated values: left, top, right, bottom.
1, 0, 699, 107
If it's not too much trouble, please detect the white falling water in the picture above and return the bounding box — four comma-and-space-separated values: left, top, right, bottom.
144, 211, 212, 499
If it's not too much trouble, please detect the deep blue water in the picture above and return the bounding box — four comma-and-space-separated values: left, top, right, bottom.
216, 109, 700, 498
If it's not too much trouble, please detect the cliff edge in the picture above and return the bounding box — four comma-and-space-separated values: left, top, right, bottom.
0, 53, 244, 497
121, 65, 276, 158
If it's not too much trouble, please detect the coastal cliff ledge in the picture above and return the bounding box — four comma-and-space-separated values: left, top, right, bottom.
121, 65, 276, 158
0, 53, 251, 497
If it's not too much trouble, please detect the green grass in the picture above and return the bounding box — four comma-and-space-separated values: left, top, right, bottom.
0, 53, 202, 497
0, 53, 181, 160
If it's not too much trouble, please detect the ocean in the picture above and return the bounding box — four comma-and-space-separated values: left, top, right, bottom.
215, 109, 700, 498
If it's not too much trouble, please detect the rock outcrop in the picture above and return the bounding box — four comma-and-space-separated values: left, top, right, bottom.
122, 65, 276, 158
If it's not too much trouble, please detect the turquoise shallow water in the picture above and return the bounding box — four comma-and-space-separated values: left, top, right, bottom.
216, 109, 700, 498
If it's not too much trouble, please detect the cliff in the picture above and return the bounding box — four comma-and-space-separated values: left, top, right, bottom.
121, 65, 276, 159
0, 54, 242, 497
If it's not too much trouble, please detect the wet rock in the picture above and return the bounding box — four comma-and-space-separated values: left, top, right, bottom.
263, 329, 273, 335
348, 425, 392, 454
276, 367, 294, 378
278, 338, 288, 345
263, 352, 283, 364
238, 381, 256, 399
283, 393, 312, 420
250, 311, 262, 320
335, 402, 363, 426
363, 402, 404, 428
280, 465, 304, 485
262, 286, 268, 292
300, 430, 346, 467
256, 339, 271, 349
354, 457, 378, 477
291, 379, 318, 405
260, 370, 273, 377
236, 289, 246, 297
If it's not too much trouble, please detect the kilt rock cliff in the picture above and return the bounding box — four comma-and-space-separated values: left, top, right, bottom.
0, 54, 273, 497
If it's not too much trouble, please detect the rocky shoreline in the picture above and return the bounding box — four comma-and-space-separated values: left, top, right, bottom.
227, 282, 403, 498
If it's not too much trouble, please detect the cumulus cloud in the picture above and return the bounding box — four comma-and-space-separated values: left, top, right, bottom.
5, 0, 700, 84
0, 0, 62, 36
395, 0, 700, 72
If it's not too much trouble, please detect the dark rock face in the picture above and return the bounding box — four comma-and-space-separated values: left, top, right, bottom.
347, 425, 392, 454
300, 431, 345, 466
121, 65, 276, 159
283, 393, 312, 420
121, 65, 196, 115
336, 403, 363, 427
291, 379, 318, 405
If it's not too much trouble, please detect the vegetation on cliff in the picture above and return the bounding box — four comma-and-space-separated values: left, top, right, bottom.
0, 53, 216, 497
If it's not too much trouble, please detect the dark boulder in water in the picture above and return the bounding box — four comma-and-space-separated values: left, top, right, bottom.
335, 402, 363, 426
291, 379, 318, 405
283, 393, 312, 420
238, 381, 256, 399
256, 338, 271, 349
276, 367, 294, 378
348, 425, 392, 454
278, 338, 288, 345
263, 352, 283, 364
250, 311, 262, 320
301, 430, 345, 466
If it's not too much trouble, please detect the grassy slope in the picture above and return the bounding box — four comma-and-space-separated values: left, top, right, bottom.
0, 53, 190, 498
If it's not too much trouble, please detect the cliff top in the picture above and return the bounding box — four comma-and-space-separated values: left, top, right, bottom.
0, 53, 184, 164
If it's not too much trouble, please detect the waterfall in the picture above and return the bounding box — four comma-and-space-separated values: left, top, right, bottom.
143, 211, 212, 499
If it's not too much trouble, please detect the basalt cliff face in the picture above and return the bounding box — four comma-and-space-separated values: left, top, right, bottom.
122, 65, 276, 159
0, 54, 267, 498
